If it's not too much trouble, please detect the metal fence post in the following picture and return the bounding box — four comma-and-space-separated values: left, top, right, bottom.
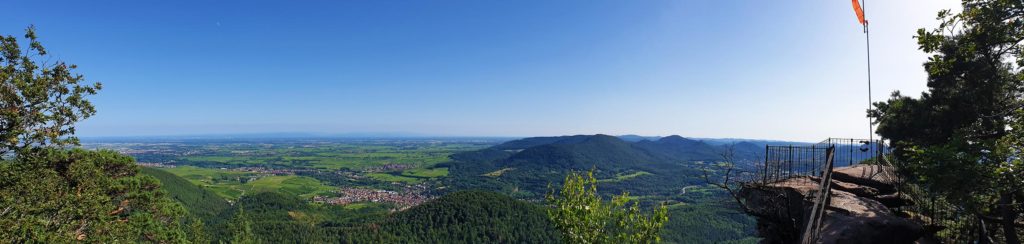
763, 146, 769, 184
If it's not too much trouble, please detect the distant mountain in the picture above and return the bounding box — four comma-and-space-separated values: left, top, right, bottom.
731, 141, 765, 161
489, 135, 595, 150
618, 134, 663, 142
81, 132, 516, 142
617, 135, 811, 147
446, 134, 771, 198
694, 137, 812, 146
634, 135, 722, 161
503, 134, 661, 169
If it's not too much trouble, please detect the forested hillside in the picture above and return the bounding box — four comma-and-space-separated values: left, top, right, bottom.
661, 203, 758, 244
445, 134, 765, 243
141, 168, 231, 226
353, 191, 562, 243
143, 170, 563, 243
446, 134, 764, 196
224, 191, 392, 243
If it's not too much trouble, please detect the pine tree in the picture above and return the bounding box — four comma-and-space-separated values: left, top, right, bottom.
229, 205, 259, 244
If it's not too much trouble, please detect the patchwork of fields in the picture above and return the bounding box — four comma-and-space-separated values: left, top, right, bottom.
162, 166, 338, 199
87, 139, 498, 201
173, 141, 486, 170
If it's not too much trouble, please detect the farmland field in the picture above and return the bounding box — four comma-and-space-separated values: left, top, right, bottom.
597, 171, 652, 183
170, 141, 488, 170
85, 138, 502, 201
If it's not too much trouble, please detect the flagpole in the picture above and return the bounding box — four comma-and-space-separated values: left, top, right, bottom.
863, 0, 874, 147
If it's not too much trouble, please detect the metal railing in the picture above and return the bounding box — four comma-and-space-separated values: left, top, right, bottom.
747, 137, 986, 242
820, 138, 887, 167
757, 138, 886, 185
759, 145, 829, 184
748, 138, 891, 243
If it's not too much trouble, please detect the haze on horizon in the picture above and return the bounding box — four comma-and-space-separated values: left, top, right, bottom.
2, 0, 960, 142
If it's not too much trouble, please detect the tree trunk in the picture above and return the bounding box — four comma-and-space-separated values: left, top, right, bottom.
1001, 193, 1021, 244
977, 216, 988, 244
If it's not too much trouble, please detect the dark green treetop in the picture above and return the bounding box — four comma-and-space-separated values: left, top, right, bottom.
870, 0, 1024, 242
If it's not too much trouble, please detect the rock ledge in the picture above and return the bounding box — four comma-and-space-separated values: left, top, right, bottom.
739, 164, 923, 244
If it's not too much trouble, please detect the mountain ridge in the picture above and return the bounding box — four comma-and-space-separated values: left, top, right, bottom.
446, 134, 772, 199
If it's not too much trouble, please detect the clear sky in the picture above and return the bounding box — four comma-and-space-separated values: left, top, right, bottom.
3, 0, 960, 142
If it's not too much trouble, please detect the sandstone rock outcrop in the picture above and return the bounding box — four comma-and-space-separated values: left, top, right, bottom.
739, 164, 923, 244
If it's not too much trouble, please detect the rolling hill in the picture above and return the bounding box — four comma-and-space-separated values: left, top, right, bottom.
446, 134, 767, 198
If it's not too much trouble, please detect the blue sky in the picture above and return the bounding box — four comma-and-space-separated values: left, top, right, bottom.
3, 0, 959, 141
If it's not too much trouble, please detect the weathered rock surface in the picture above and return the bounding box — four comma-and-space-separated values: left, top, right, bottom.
831, 164, 898, 193
739, 164, 923, 244
829, 179, 880, 198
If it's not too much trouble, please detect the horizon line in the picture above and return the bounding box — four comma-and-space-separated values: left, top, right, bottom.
76, 132, 815, 143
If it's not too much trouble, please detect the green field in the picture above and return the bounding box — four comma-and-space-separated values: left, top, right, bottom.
119, 140, 494, 200
361, 167, 450, 183
160, 166, 336, 200
597, 171, 652, 183
342, 202, 376, 210
176, 142, 487, 170
246, 175, 337, 198
402, 167, 449, 178
483, 167, 515, 177
367, 173, 422, 183
161, 166, 254, 199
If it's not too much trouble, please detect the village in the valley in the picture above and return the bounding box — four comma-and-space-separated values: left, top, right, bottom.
311, 186, 434, 210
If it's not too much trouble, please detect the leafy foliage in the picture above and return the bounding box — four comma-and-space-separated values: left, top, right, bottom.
546, 170, 668, 244
869, 0, 1024, 242
0, 27, 194, 243
0, 26, 101, 156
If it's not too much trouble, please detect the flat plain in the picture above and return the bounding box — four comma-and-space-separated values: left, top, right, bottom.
85, 139, 498, 201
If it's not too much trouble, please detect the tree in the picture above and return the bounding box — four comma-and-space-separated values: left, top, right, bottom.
187, 217, 211, 244
870, 0, 1024, 242
0, 26, 189, 243
229, 205, 259, 244
545, 170, 668, 244
0, 25, 101, 157
0, 149, 189, 242
701, 144, 750, 211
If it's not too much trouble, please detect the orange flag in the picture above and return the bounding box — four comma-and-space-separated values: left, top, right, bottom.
851, 0, 866, 25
